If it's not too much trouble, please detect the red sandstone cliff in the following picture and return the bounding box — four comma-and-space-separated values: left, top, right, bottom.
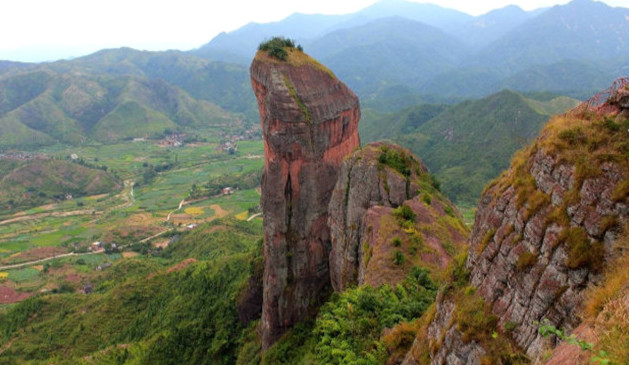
250, 48, 360, 349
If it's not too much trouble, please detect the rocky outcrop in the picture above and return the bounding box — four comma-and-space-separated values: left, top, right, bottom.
328, 142, 468, 291
424, 105, 629, 364
251, 48, 360, 349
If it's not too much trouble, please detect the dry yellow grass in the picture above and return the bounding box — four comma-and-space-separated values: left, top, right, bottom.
593, 292, 629, 363
583, 223, 629, 319
210, 204, 228, 219
184, 207, 204, 216
235, 211, 249, 220
255, 49, 336, 79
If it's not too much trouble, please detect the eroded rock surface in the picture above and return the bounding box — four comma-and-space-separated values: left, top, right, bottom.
251, 50, 360, 349
425, 110, 629, 364
328, 142, 468, 291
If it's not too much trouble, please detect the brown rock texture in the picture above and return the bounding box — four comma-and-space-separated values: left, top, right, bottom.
424, 106, 629, 364
328, 142, 469, 291
250, 49, 360, 349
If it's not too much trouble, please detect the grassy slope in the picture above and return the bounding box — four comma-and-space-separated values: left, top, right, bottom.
408, 105, 629, 365
0, 69, 238, 146
0, 159, 120, 210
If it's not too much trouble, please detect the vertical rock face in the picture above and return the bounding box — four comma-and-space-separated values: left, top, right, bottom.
424, 106, 629, 364
250, 50, 360, 349
328, 142, 468, 291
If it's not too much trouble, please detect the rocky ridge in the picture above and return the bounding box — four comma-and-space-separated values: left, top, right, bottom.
328, 142, 468, 291
404, 93, 629, 364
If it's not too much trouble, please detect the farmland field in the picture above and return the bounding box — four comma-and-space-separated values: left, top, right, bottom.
0, 137, 265, 295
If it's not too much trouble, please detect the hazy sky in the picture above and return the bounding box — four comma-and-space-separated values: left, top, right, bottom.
1, 0, 626, 62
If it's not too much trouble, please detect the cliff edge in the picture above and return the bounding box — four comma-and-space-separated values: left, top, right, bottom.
403, 83, 629, 365
250, 42, 361, 349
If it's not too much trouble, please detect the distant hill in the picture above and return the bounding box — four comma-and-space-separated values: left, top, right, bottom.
309, 17, 468, 97
361, 90, 581, 204
0, 158, 121, 211
0, 68, 235, 146
449, 5, 535, 48
474, 0, 629, 72
51, 48, 257, 119
193, 0, 472, 63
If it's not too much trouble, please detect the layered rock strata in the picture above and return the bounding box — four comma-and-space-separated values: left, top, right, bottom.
421, 109, 629, 364
250, 49, 360, 349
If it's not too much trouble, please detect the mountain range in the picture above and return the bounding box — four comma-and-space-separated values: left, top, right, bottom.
1, 0, 626, 118
0, 0, 626, 204
197, 0, 628, 102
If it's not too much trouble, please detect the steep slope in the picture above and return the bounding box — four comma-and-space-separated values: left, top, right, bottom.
250, 42, 361, 349
450, 5, 535, 49
193, 13, 353, 63
0, 219, 264, 365
359, 103, 448, 142
191, 0, 628, 104
194, 0, 471, 64
405, 82, 629, 365
328, 142, 468, 291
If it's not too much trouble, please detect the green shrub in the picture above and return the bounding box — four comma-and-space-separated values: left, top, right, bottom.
558, 127, 587, 146
258, 37, 302, 61
393, 204, 416, 223
392, 237, 402, 247
312, 268, 437, 365
422, 194, 432, 205
393, 250, 405, 265
378, 146, 413, 176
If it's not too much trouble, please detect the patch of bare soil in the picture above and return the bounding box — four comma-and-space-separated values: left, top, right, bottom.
2, 246, 68, 265
152, 239, 170, 249
210, 204, 228, 219
166, 258, 197, 273
0, 285, 31, 304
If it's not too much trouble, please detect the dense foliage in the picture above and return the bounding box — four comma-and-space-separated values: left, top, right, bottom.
259, 267, 438, 365
0, 218, 263, 365
377, 90, 578, 204
258, 37, 303, 61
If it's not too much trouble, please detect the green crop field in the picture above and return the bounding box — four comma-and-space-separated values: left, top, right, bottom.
0, 138, 265, 271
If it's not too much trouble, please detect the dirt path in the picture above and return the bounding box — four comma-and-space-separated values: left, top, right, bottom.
0, 250, 103, 270
247, 212, 262, 221
166, 199, 186, 222
139, 229, 172, 243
